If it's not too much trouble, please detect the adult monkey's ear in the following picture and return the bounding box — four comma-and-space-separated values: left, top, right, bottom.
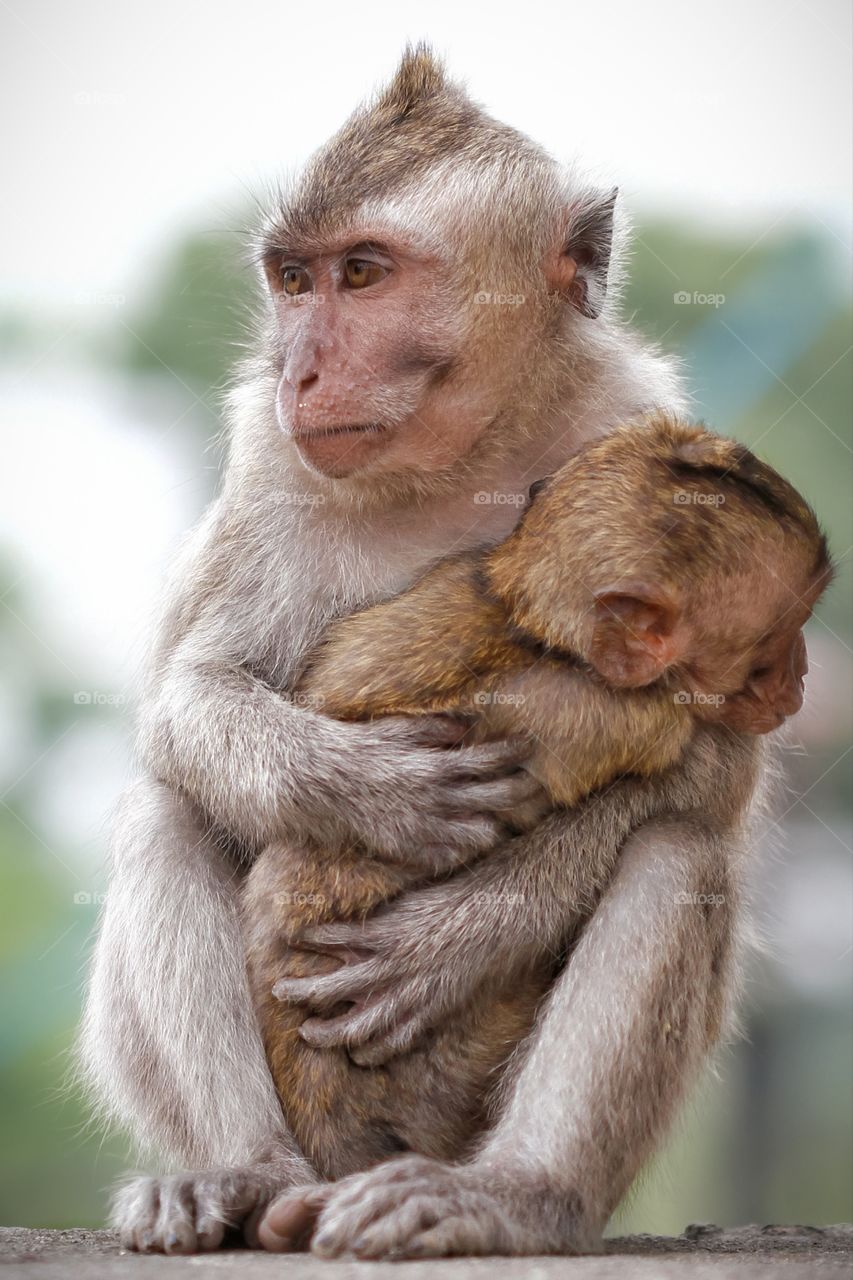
545, 188, 618, 318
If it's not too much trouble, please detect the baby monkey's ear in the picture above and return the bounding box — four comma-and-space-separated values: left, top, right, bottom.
588, 581, 684, 687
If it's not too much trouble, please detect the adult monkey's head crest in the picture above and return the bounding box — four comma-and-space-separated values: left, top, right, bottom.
258, 44, 620, 483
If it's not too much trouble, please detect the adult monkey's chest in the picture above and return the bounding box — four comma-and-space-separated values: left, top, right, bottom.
265, 488, 527, 682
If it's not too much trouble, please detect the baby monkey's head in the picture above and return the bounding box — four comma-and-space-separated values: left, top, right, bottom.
489, 414, 832, 734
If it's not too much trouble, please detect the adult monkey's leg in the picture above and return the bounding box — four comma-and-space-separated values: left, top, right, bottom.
472, 816, 738, 1252
78, 777, 314, 1254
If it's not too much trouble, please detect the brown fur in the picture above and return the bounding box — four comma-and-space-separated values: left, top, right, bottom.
245, 841, 547, 1177
243, 413, 828, 1180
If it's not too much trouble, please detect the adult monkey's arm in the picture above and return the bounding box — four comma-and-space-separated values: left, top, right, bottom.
136, 513, 536, 869
269, 727, 762, 1066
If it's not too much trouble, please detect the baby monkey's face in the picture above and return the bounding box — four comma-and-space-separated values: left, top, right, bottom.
567, 559, 824, 741
682, 589, 819, 734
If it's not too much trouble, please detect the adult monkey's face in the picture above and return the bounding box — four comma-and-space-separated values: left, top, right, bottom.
265, 235, 481, 480
259, 45, 616, 482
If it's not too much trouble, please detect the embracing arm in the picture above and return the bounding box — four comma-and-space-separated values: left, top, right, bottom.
273, 725, 762, 1062
137, 513, 532, 864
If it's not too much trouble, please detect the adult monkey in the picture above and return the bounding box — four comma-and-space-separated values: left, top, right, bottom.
80, 46, 767, 1256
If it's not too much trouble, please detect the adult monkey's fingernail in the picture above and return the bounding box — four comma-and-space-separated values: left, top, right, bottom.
313, 1229, 337, 1255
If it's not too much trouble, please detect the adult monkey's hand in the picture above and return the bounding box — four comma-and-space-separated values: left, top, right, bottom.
143, 647, 536, 871
274, 874, 501, 1064
301, 712, 539, 870
273, 778, 677, 1064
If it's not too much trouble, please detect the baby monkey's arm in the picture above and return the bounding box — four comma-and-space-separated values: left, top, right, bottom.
475, 663, 693, 814
297, 555, 529, 719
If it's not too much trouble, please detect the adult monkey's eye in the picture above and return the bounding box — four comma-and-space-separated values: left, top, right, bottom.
344, 259, 387, 289
281, 265, 312, 296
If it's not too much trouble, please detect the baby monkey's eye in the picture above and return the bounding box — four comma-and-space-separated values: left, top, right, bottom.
281, 266, 312, 296
344, 258, 387, 289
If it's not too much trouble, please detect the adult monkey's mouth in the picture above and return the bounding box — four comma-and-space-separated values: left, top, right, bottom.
291, 422, 386, 440
290, 420, 393, 479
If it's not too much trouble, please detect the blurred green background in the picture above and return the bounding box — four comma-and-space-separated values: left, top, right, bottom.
1, 208, 850, 1234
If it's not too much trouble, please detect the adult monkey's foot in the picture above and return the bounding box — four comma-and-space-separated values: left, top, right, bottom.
257, 1154, 596, 1258
113, 1157, 315, 1254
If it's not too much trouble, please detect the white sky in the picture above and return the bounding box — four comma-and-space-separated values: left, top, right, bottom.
1, 0, 851, 312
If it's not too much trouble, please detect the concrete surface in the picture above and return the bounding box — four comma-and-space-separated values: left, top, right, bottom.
1, 1225, 850, 1278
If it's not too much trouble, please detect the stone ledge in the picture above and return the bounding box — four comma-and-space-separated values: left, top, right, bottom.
1, 1225, 851, 1277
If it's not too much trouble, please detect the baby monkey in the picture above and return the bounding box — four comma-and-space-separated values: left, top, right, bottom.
242, 412, 831, 1180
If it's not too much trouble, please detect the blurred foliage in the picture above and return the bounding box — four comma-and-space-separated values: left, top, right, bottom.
629, 224, 853, 823
626, 224, 852, 583
0, 213, 850, 1231
113, 230, 257, 435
